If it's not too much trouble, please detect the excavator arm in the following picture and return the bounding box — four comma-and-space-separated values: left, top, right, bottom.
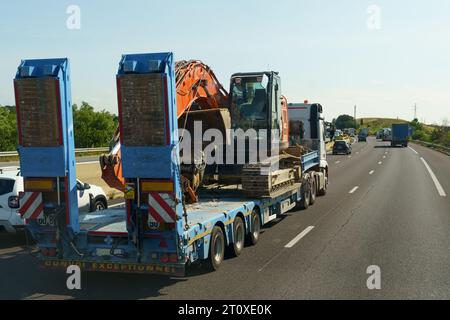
100, 60, 230, 201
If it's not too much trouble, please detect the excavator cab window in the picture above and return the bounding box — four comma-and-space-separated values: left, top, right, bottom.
230, 75, 269, 131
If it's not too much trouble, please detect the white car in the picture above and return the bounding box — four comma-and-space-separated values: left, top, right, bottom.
0, 168, 108, 232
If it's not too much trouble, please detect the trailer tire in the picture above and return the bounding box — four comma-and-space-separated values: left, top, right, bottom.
310, 177, 316, 205
299, 179, 311, 210
246, 209, 261, 246
206, 226, 225, 271
318, 174, 328, 196
230, 217, 245, 257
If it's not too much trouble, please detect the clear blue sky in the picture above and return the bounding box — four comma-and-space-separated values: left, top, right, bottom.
1, 0, 449, 124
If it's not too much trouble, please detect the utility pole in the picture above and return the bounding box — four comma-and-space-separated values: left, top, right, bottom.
413, 103, 417, 120
354, 105, 357, 128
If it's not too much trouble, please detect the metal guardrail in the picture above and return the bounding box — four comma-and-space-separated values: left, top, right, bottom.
412, 140, 450, 156
0, 147, 108, 158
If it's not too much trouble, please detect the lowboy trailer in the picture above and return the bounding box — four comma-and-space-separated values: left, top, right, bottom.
13, 53, 328, 275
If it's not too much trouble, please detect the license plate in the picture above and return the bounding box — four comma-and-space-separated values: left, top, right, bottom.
37, 214, 56, 227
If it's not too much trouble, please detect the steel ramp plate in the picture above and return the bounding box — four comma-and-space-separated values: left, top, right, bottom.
79, 208, 127, 233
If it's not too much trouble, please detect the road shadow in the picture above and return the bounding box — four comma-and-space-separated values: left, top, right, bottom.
0, 231, 253, 299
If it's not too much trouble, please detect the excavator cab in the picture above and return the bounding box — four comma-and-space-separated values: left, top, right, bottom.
229, 72, 289, 153
216, 72, 291, 192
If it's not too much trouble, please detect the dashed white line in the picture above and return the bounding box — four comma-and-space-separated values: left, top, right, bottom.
335, 161, 341, 164
378, 161, 382, 165
420, 157, 446, 197
349, 186, 359, 194
408, 146, 418, 154
284, 226, 315, 248
369, 170, 374, 175
382, 156, 386, 159
348, 155, 352, 158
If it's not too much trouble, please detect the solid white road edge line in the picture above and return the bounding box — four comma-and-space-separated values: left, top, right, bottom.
420, 157, 446, 197
109, 202, 125, 208
77, 161, 99, 165
408, 146, 418, 154
284, 226, 315, 248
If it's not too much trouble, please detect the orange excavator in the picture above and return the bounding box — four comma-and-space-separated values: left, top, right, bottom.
102, 62, 297, 202
100, 60, 231, 202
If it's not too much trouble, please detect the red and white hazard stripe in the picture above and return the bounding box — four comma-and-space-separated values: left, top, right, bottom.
18, 192, 44, 220
148, 192, 177, 224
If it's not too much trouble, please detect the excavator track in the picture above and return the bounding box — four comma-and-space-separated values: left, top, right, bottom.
241, 156, 299, 198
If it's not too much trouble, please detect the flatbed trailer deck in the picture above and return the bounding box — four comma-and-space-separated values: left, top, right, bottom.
39, 182, 309, 276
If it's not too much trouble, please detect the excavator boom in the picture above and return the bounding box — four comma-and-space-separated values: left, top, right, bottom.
100, 60, 230, 196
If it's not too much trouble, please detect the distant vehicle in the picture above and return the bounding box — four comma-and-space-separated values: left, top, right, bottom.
376, 129, 383, 140
344, 128, 356, 136
333, 140, 352, 155
391, 123, 410, 147
358, 128, 369, 142
333, 129, 343, 140
381, 128, 392, 141
0, 169, 108, 232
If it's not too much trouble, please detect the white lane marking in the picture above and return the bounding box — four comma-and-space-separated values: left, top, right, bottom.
348, 155, 352, 158
369, 170, 374, 175
76, 161, 99, 165
356, 152, 360, 154
383, 156, 386, 159
284, 226, 315, 248
335, 161, 341, 164
420, 157, 446, 197
408, 146, 418, 154
378, 161, 382, 165
349, 186, 359, 194
109, 202, 125, 208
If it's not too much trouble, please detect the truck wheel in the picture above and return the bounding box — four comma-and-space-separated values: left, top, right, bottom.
246, 209, 261, 246
310, 178, 316, 205
94, 199, 107, 211
299, 180, 311, 210
318, 175, 328, 196
206, 226, 225, 271
230, 217, 245, 256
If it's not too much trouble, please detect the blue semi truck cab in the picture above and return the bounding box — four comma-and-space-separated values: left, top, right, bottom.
13, 52, 328, 275
391, 123, 411, 147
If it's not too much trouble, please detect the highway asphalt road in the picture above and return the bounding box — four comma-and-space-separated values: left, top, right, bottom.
1, 137, 449, 299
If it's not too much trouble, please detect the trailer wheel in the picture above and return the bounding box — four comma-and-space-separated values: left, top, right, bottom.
230, 217, 245, 256
206, 226, 225, 271
299, 179, 311, 210
246, 209, 261, 246
310, 177, 316, 205
318, 174, 328, 196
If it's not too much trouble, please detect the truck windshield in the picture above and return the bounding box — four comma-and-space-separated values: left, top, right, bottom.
230, 76, 268, 131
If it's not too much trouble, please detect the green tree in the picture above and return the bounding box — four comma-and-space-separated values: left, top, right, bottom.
335, 114, 357, 129
0, 105, 18, 151
72, 102, 118, 148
